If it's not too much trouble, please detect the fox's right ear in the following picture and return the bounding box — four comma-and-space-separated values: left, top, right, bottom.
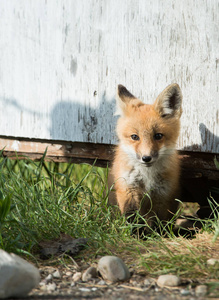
154, 83, 182, 119
115, 85, 137, 115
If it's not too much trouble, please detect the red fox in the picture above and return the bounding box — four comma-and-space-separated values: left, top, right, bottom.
109, 84, 183, 233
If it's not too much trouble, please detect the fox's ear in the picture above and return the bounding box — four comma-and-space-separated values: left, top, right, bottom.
115, 85, 138, 115
154, 83, 182, 118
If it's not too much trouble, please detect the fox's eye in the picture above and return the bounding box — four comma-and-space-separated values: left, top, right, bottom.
154, 133, 163, 140
131, 134, 140, 141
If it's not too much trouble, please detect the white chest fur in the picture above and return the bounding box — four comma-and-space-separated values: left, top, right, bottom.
121, 161, 171, 197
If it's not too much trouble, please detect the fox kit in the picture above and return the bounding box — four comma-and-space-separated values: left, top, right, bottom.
109, 84, 182, 232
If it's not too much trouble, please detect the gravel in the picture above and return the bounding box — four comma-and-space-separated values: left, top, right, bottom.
27, 258, 218, 299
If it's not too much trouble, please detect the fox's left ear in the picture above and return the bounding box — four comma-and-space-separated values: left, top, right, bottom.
154, 83, 182, 118
115, 85, 139, 115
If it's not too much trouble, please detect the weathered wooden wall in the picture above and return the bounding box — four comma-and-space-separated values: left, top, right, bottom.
0, 0, 218, 153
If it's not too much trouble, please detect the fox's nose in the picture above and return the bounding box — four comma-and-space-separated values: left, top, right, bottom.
142, 156, 152, 163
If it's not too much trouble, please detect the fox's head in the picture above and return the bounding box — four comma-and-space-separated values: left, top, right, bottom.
116, 84, 182, 166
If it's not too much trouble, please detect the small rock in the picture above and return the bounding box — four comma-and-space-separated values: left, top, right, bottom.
47, 282, 57, 292
195, 285, 207, 297
78, 287, 90, 292
207, 258, 219, 266
98, 256, 130, 282
82, 266, 98, 282
45, 267, 56, 274
0, 250, 40, 299
53, 270, 61, 279
130, 280, 138, 286
157, 275, 181, 287
66, 271, 73, 277
144, 278, 155, 287
97, 280, 106, 285
72, 272, 82, 282
45, 274, 53, 283
180, 289, 190, 296
40, 285, 48, 292
39, 280, 47, 287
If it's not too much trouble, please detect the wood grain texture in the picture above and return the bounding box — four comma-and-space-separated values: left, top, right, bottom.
0, 137, 218, 180
0, 0, 218, 152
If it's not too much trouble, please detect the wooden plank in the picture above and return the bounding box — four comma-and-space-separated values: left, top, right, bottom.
0, 137, 218, 175
0, 137, 114, 167
0, 137, 114, 160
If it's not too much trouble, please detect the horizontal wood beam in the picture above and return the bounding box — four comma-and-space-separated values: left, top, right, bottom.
0, 136, 219, 178
0, 137, 114, 165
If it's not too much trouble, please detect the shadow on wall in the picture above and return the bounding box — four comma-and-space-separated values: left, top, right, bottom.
0, 97, 218, 152
182, 123, 219, 153
0, 94, 118, 144
50, 93, 118, 144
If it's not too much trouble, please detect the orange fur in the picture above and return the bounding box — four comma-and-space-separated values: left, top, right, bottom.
109, 84, 183, 231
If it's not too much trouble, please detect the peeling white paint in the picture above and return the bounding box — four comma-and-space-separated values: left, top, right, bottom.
0, 0, 218, 153
11, 141, 20, 152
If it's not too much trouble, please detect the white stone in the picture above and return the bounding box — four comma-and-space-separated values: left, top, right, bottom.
46, 282, 57, 292
45, 274, 53, 283
98, 256, 130, 282
195, 285, 207, 297
144, 278, 154, 286
0, 250, 40, 299
97, 280, 106, 285
180, 289, 190, 296
39, 280, 46, 286
66, 271, 73, 277
157, 275, 181, 287
53, 270, 61, 279
207, 258, 219, 266
78, 288, 90, 292
72, 272, 82, 282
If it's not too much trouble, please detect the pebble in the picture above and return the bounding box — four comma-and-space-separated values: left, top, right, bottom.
97, 280, 106, 285
65, 271, 73, 277
195, 285, 207, 297
82, 266, 98, 282
40, 285, 49, 292
46, 282, 57, 292
157, 275, 181, 287
180, 289, 190, 296
78, 287, 90, 292
98, 256, 130, 282
45, 267, 56, 274
45, 274, 53, 283
72, 272, 82, 282
144, 279, 152, 286
207, 258, 219, 266
144, 278, 155, 287
39, 280, 47, 287
53, 270, 61, 279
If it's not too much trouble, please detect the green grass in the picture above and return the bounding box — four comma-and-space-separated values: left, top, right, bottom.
0, 152, 218, 284
0, 153, 131, 254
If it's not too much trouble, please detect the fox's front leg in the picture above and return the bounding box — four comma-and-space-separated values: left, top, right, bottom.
115, 186, 139, 216
115, 183, 157, 230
